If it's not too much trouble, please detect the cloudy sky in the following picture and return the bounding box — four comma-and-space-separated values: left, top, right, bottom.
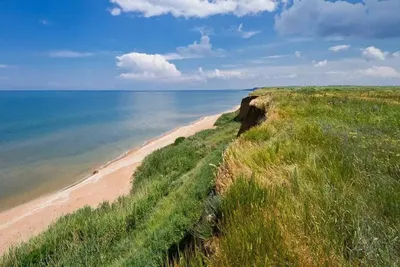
0, 0, 399, 90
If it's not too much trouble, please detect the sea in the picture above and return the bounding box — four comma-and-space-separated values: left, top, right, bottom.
0, 90, 247, 211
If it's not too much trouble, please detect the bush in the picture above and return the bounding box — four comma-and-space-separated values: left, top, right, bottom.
174, 137, 186, 145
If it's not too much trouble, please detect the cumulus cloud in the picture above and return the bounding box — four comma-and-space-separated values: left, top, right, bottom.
362, 46, 388, 61
116, 52, 183, 81
116, 52, 251, 82
163, 35, 223, 60
358, 66, 400, 78
237, 23, 261, 39
177, 35, 213, 57
48, 50, 94, 58
109, 0, 277, 18
275, 0, 400, 38
329, 45, 350, 52
393, 51, 400, 57
313, 60, 327, 67
295, 51, 302, 58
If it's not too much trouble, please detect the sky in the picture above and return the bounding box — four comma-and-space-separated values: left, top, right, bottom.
0, 0, 399, 90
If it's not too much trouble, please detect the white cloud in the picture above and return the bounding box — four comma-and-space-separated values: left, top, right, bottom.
313, 60, 327, 67
393, 51, 400, 57
110, 0, 277, 18
177, 35, 212, 57
237, 23, 261, 39
274, 73, 297, 79
40, 19, 49, 25
275, 0, 400, 38
192, 26, 214, 36
116, 52, 255, 83
329, 45, 350, 52
116, 52, 183, 81
200, 56, 400, 87
326, 71, 347, 76
221, 64, 243, 68
295, 51, 302, 58
162, 53, 185, 61
358, 66, 400, 78
48, 50, 94, 58
200, 68, 253, 79
110, 8, 122, 16
188, 56, 400, 88
362, 46, 388, 61
264, 54, 288, 59
163, 35, 223, 60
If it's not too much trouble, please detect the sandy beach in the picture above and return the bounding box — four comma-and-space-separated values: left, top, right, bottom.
0, 110, 232, 255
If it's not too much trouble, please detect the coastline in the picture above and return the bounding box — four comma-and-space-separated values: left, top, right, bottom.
0, 107, 238, 255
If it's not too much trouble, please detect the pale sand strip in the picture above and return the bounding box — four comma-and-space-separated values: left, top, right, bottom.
0, 109, 236, 255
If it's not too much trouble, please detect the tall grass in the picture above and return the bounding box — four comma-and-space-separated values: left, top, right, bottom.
211, 88, 400, 266
0, 112, 240, 267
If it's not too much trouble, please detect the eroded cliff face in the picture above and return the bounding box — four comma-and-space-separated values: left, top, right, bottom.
236, 96, 266, 136
234, 96, 258, 122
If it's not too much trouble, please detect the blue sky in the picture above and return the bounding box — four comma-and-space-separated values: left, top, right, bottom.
0, 0, 399, 90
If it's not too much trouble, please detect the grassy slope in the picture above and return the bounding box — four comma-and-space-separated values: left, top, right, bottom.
1, 113, 240, 267
210, 87, 400, 266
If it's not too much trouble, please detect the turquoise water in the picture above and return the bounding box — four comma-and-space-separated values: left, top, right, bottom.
0, 90, 246, 210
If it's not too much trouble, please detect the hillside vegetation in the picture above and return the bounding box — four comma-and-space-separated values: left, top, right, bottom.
178, 87, 400, 266
2, 86, 399, 267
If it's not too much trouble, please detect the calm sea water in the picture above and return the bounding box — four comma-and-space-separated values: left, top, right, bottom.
0, 90, 247, 210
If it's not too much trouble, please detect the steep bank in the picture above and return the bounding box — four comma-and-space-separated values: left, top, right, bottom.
173, 87, 400, 267
235, 95, 267, 136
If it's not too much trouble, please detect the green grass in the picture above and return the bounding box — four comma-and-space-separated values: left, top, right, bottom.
210, 87, 400, 266
0, 112, 240, 267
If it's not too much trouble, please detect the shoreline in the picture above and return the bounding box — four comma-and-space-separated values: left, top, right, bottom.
53, 112, 228, 196
0, 107, 238, 256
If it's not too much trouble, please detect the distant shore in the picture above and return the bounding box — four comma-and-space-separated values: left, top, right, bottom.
0, 106, 238, 255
